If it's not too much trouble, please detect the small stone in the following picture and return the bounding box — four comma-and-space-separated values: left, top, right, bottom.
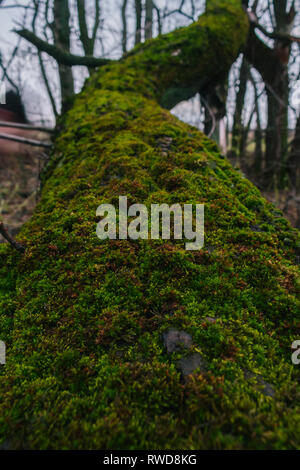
261, 382, 275, 398
205, 316, 217, 323
250, 225, 263, 232
163, 328, 192, 354
243, 369, 275, 398
177, 353, 207, 377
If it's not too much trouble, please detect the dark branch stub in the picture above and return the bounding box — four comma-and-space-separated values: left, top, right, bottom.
0, 222, 25, 254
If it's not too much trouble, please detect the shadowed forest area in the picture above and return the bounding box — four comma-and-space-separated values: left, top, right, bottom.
0, 0, 300, 452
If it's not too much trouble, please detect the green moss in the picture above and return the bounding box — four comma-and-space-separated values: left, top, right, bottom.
0, 0, 300, 450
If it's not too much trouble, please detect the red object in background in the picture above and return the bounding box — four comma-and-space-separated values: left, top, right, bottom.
0, 108, 21, 123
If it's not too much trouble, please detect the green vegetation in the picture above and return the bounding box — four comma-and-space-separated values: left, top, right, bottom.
0, 0, 299, 449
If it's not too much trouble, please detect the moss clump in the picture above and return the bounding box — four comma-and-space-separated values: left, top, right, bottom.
0, 0, 300, 450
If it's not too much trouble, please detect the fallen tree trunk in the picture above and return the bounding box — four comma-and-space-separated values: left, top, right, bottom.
0, 0, 300, 450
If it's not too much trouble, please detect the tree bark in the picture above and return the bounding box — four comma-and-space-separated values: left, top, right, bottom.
145, 0, 153, 40
76, 0, 101, 57
135, 0, 143, 45
253, 85, 263, 175
230, 56, 249, 165
289, 112, 300, 190
244, 0, 294, 189
53, 0, 74, 112
121, 0, 128, 54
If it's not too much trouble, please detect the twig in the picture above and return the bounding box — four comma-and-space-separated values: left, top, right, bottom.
0, 121, 54, 133
0, 222, 25, 254
0, 132, 52, 148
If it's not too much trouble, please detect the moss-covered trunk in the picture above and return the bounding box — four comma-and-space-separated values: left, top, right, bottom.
0, 0, 300, 450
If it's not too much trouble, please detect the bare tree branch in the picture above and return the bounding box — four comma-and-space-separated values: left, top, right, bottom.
14, 28, 112, 67
0, 222, 25, 254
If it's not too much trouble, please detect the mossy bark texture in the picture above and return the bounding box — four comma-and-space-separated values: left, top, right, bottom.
0, 1, 300, 450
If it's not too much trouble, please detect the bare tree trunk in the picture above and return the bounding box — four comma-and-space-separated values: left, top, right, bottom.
145, 0, 153, 40
31, 0, 58, 118
76, 0, 101, 57
53, 0, 74, 112
265, 69, 289, 188
253, 91, 263, 175
219, 117, 227, 154
230, 56, 249, 165
244, 0, 294, 189
121, 0, 128, 54
135, 0, 143, 45
288, 112, 300, 190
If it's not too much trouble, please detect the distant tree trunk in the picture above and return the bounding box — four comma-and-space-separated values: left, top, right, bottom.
219, 117, 227, 154
31, 0, 58, 118
288, 112, 300, 190
76, 0, 101, 58
253, 94, 263, 175
53, 0, 74, 112
230, 56, 249, 165
135, 0, 143, 45
265, 0, 293, 188
265, 64, 289, 188
145, 0, 153, 40
244, 0, 294, 189
121, 0, 128, 54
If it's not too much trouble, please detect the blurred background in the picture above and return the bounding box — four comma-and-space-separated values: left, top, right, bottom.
0, 0, 299, 239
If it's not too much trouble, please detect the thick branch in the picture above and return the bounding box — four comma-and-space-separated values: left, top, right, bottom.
0, 222, 25, 254
244, 26, 281, 86
14, 28, 112, 67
